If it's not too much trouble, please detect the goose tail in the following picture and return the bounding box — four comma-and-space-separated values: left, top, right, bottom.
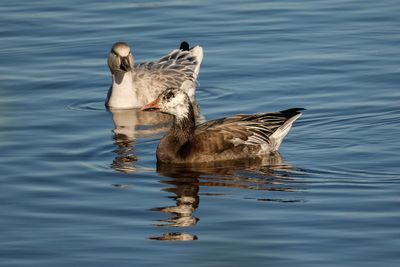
270, 108, 305, 151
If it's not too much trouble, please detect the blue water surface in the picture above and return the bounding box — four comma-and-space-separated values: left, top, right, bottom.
1, 0, 400, 266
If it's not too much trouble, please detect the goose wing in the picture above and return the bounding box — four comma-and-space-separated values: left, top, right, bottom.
134, 47, 202, 90
193, 108, 304, 154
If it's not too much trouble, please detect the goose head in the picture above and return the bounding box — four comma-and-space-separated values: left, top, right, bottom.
141, 88, 193, 122
108, 42, 134, 74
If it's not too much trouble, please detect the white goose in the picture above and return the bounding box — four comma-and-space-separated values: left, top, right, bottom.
106, 41, 203, 109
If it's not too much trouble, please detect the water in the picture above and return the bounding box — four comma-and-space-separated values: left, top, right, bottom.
1, 0, 400, 266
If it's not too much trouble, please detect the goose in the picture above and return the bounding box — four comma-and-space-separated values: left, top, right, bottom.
141, 88, 304, 164
106, 41, 203, 109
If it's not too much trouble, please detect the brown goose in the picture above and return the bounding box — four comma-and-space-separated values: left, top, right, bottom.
142, 88, 304, 164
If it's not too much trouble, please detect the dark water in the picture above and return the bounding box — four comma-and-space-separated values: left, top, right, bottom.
1, 0, 400, 266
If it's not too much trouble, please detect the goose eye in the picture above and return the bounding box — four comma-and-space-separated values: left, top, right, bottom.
164, 91, 174, 100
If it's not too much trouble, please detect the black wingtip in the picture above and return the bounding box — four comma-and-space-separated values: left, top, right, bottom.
280, 108, 306, 117
179, 41, 190, 51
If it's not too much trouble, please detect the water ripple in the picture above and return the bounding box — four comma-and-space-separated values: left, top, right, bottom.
66, 99, 106, 111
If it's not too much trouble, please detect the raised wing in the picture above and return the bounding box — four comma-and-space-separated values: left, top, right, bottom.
134, 47, 200, 88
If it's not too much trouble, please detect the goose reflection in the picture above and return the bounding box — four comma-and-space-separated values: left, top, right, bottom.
109, 108, 171, 173
149, 152, 303, 241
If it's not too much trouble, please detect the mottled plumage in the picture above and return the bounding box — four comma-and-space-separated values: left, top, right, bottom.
142, 88, 304, 164
106, 41, 203, 109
